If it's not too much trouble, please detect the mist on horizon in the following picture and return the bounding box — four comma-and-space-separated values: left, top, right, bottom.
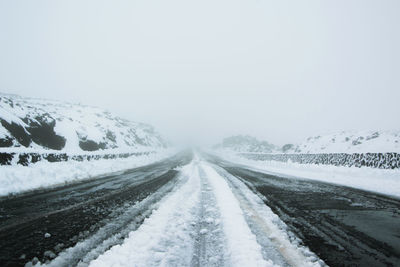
1, 0, 399, 146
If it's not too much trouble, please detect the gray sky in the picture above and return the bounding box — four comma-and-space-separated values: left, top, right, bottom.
0, 0, 399, 146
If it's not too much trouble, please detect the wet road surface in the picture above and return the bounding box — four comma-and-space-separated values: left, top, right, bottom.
1, 151, 400, 266
205, 153, 400, 267
0, 152, 192, 266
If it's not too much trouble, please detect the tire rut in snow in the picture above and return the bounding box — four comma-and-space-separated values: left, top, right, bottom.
212, 166, 325, 267
191, 167, 226, 267
87, 161, 201, 267
219, 164, 400, 267
43, 173, 181, 267
8, 170, 179, 267
1, 152, 193, 267
200, 162, 276, 267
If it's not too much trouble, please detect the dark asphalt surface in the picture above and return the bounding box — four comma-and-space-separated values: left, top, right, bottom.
1, 151, 399, 266
0, 152, 192, 266
205, 153, 400, 267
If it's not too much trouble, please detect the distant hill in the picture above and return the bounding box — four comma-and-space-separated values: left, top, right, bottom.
216, 131, 400, 154
214, 135, 277, 153
283, 130, 400, 153
0, 93, 167, 153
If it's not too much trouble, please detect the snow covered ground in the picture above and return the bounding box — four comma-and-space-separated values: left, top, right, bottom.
0, 149, 175, 197
85, 156, 323, 267
216, 151, 400, 198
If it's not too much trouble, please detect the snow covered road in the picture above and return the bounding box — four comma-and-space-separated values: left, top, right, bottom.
205, 153, 400, 267
1, 151, 399, 266
0, 152, 191, 266
88, 155, 322, 267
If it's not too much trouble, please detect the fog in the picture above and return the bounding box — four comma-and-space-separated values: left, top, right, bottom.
1, 0, 399, 146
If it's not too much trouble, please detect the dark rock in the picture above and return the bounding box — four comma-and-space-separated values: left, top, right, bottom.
27, 115, 66, 150
0, 153, 14, 165
0, 119, 31, 147
79, 140, 107, 151
0, 136, 14, 147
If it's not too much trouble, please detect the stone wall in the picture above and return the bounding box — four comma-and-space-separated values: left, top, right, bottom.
0, 151, 153, 166
238, 152, 400, 169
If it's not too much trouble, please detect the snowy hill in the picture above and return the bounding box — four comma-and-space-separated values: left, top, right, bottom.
285, 130, 400, 153
214, 135, 277, 153
0, 93, 166, 153
216, 131, 400, 155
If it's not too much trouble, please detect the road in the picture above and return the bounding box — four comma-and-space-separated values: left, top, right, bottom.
0, 151, 399, 266
0, 152, 192, 266
205, 153, 400, 267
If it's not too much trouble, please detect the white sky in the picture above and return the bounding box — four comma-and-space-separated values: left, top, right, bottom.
0, 0, 399, 145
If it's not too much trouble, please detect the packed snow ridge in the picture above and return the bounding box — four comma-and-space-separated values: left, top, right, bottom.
217, 131, 400, 154
0, 93, 167, 154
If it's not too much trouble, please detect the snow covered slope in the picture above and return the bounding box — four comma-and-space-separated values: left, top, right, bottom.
0, 93, 166, 153
286, 130, 400, 153
214, 135, 277, 153
217, 131, 400, 155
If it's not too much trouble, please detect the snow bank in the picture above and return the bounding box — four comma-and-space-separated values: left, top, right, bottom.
216, 151, 400, 198
0, 149, 175, 197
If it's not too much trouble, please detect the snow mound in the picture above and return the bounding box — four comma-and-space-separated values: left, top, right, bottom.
0, 93, 166, 153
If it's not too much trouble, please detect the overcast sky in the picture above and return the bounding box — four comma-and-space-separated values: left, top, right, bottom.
0, 0, 399, 145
